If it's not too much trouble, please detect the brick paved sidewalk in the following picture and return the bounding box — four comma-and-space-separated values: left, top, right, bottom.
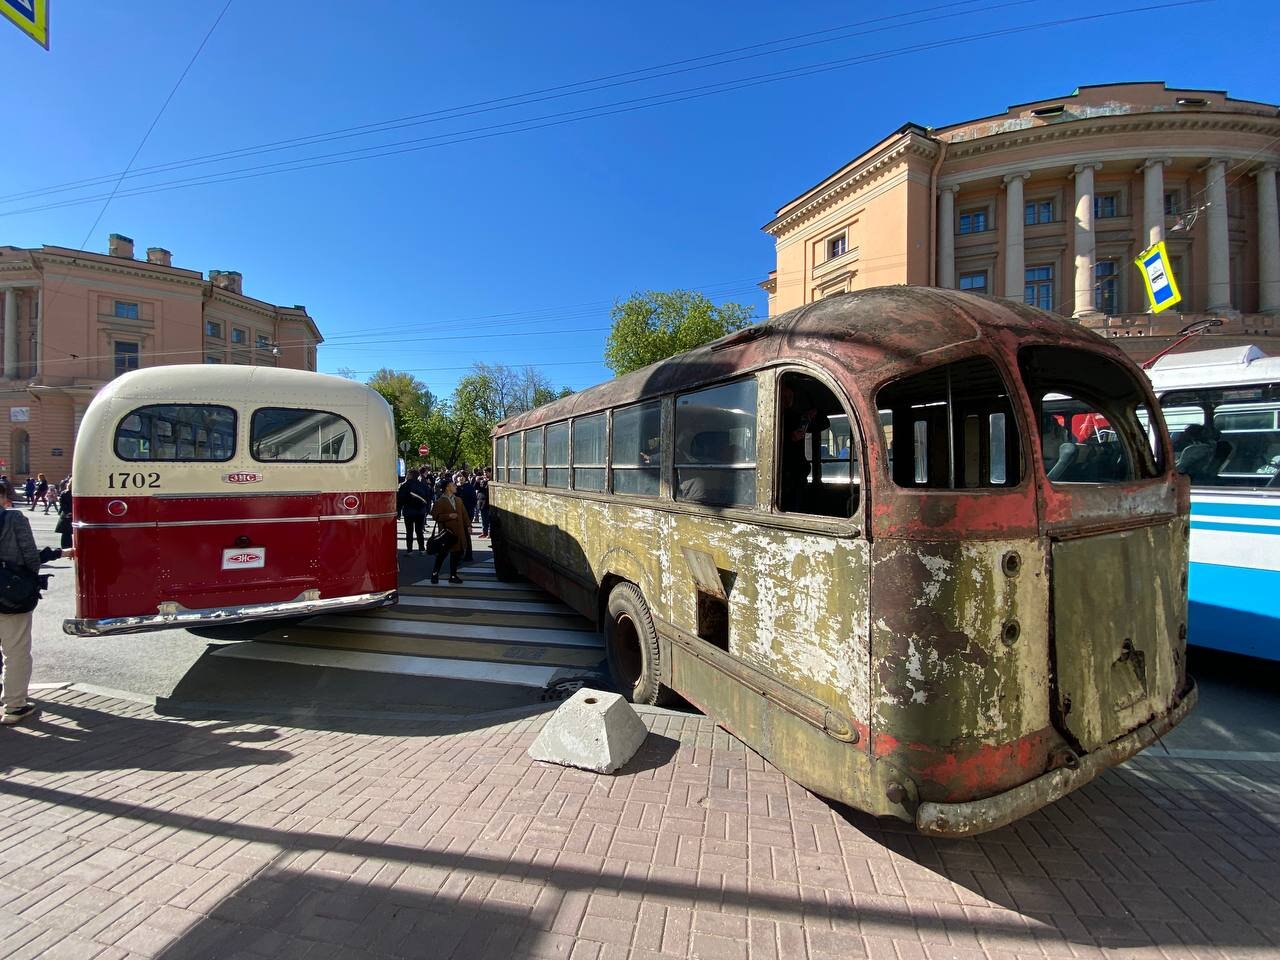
0, 687, 1277, 960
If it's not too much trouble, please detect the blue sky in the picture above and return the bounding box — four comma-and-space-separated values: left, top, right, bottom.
4, 0, 1277, 398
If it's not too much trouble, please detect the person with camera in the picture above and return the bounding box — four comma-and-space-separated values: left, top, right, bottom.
0, 479, 73, 726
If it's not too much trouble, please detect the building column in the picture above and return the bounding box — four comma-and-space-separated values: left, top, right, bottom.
1073, 162, 1102, 318
1256, 165, 1280, 313
1142, 157, 1170, 248
1203, 158, 1232, 312
1003, 172, 1030, 300
2, 288, 16, 380
937, 185, 957, 289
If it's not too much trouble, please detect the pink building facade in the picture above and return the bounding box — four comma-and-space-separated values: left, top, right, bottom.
0, 234, 322, 479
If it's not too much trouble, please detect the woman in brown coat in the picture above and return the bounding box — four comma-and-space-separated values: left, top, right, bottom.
429, 477, 470, 584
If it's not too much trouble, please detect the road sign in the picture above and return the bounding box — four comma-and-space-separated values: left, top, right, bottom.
398, 440, 411, 453
418, 444, 430, 457
2, 0, 49, 50
1135, 241, 1182, 315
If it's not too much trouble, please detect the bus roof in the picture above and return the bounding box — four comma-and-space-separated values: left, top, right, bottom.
1148, 344, 1280, 391
98, 364, 380, 407
497, 285, 1115, 434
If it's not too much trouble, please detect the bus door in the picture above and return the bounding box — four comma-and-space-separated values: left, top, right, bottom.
1019, 346, 1185, 756
153, 491, 321, 610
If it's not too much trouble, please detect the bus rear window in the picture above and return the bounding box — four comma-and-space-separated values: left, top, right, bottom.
115, 404, 236, 462
251, 408, 356, 462
1019, 346, 1162, 484
876, 356, 1022, 489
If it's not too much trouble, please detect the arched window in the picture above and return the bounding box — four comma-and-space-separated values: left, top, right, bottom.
12, 429, 29, 476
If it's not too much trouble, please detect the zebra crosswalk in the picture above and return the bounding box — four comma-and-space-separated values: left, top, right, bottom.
211, 536, 607, 698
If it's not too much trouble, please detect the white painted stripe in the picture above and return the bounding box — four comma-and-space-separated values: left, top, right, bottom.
301, 615, 603, 648
1191, 493, 1280, 506
211, 642, 566, 688
1156, 747, 1280, 763
1190, 527, 1280, 572
1193, 515, 1280, 528
395, 595, 573, 615
410, 578, 527, 591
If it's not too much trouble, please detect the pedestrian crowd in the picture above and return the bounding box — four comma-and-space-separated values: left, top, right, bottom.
396, 466, 491, 585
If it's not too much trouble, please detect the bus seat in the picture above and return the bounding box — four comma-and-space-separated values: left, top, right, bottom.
1046, 442, 1079, 481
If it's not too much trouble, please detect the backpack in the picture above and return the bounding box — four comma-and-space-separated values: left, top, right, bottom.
0, 514, 39, 614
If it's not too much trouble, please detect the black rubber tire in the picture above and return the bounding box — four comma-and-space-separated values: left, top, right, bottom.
605, 581, 672, 706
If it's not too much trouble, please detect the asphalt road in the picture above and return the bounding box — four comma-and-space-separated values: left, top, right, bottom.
18, 506, 1280, 754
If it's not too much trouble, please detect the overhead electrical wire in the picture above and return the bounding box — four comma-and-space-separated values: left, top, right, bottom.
0, 0, 1214, 219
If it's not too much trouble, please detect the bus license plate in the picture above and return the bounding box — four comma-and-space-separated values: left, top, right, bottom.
222, 547, 266, 570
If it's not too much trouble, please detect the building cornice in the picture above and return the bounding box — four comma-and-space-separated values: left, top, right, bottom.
941, 111, 1280, 164
34, 249, 206, 289
764, 134, 938, 239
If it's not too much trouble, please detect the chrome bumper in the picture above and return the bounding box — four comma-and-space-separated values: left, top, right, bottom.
63, 589, 398, 637
916, 679, 1199, 837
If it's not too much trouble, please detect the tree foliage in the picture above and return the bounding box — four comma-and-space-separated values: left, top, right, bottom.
604, 290, 755, 376
369, 364, 570, 470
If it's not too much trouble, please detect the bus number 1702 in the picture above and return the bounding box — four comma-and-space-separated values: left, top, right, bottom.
107, 472, 161, 489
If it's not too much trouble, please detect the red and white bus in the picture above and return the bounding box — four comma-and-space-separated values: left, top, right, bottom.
64, 365, 399, 636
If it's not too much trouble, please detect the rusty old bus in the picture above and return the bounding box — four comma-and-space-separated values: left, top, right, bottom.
489, 286, 1196, 836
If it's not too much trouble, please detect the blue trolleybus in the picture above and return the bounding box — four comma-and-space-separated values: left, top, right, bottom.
1148, 345, 1280, 660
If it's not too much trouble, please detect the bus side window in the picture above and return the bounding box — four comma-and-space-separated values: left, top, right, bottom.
876, 356, 1022, 489
674, 378, 757, 508
1161, 384, 1280, 487
776, 372, 858, 517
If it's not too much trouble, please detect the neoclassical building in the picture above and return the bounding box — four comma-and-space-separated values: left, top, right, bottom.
762, 82, 1280, 358
0, 234, 322, 478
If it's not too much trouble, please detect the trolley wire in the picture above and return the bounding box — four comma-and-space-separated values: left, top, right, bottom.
0, 1, 1214, 220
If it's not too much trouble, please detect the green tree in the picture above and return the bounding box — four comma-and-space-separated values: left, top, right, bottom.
367, 368, 435, 461
604, 290, 755, 376
439, 364, 573, 468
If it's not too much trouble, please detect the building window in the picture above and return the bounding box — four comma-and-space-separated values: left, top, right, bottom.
1024, 199, 1054, 225
827, 233, 847, 260
114, 301, 139, 320
1164, 191, 1182, 216
205, 320, 223, 338
1025, 265, 1054, 311
959, 271, 988, 294
231, 328, 247, 345
1095, 260, 1120, 315
1094, 193, 1119, 219
205, 356, 223, 364
256, 334, 271, 350
958, 208, 988, 234
113, 341, 140, 378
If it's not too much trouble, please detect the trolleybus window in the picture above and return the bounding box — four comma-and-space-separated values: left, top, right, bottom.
611, 400, 662, 497
876, 356, 1021, 488
572, 413, 607, 491
675, 378, 757, 508
524, 427, 544, 486
1019, 346, 1161, 484
506, 429, 523, 483
545, 422, 570, 488
115, 404, 236, 462
250, 408, 356, 462
1159, 382, 1280, 486
777, 372, 858, 517
494, 436, 506, 481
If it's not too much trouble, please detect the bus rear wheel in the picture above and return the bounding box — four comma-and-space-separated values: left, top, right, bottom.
605, 582, 672, 706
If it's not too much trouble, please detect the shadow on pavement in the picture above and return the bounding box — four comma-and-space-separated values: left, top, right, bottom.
0, 700, 288, 774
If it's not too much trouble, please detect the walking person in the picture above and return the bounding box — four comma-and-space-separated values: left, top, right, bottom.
475, 469, 490, 538
23, 477, 34, 510
456, 472, 477, 562
429, 477, 469, 585
56, 481, 73, 550
397, 468, 430, 554
32, 474, 47, 514
0, 479, 73, 726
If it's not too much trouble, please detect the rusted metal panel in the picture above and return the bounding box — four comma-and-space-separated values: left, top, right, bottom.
868, 536, 1057, 802
1050, 519, 1188, 753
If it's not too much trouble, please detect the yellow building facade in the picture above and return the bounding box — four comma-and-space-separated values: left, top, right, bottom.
762, 83, 1280, 360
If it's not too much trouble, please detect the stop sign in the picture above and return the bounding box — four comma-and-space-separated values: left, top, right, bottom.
418, 444, 429, 456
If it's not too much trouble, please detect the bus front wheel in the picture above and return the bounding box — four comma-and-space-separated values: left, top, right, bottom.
605, 582, 672, 706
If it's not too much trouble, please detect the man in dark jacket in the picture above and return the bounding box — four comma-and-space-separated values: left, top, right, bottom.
0, 479, 72, 725
397, 468, 431, 554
